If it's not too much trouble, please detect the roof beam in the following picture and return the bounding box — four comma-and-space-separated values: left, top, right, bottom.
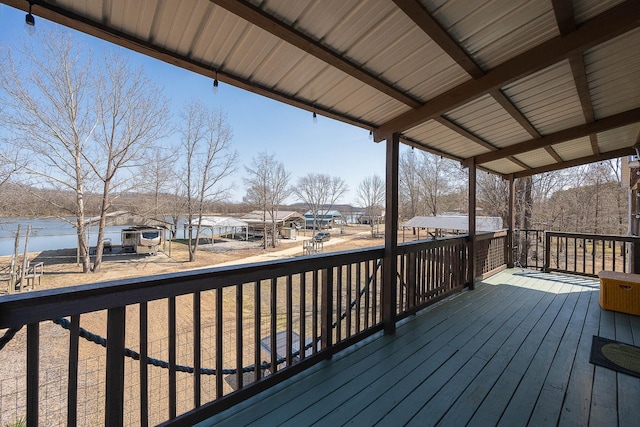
210, 0, 422, 108
553, 0, 601, 156
392, 0, 484, 79
434, 117, 498, 152
434, 118, 530, 170
545, 146, 564, 163
511, 147, 634, 179
375, 0, 640, 139
472, 107, 640, 165
552, 0, 577, 36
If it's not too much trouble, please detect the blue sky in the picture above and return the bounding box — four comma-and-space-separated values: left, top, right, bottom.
0, 4, 388, 205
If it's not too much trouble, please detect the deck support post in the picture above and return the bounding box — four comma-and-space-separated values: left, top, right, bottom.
468, 158, 476, 289
383, 133, 399, 335
507, 174, 515, 268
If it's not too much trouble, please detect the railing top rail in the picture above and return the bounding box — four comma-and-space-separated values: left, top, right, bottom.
0, 233, 483, 329
397, 234, 469, 254
545, 231, 640, 242
0, 246, 382, 329
475, 230, 508, 241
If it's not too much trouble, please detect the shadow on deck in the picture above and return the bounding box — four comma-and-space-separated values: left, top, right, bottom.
198, 269, 640, 427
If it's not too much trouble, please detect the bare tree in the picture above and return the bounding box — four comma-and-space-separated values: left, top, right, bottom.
292, 173, 348, 231
244, 152, 291, 248
0, 30, 96, 271
357, 174, 385, 237
417, 152, 462, 216
0, 140, 20, 189
179, 101, 237, 261
137, 146, 178, 220
399, 149, 422, 220
477, 172, 510, 225
88, 51, 171, 272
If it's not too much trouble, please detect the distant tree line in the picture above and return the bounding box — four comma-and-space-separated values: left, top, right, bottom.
398, 152, 627, 236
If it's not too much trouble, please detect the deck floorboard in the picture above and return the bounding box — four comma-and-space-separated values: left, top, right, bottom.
196, 270, 640, 427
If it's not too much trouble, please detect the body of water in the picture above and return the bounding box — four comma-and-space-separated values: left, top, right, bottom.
0, 217, 126, 257
0, 217, 243, 256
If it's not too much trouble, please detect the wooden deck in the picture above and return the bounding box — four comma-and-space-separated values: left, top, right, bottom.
196, 269, 640, 427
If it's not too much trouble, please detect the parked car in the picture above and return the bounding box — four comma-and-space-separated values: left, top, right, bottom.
313, 232, 331, 242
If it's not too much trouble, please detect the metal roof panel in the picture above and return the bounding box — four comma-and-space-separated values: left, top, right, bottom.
424, 0, 559, 70
585, 28, 640, 120
551, 137, 593, 159
445, 94, 533, 148
503, 61, 586, 135
513, 148, 558, 168
597, 124, 640, 152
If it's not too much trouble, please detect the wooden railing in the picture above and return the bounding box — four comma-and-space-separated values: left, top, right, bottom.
0, 234, 506, 426
396, 236, 469, 320
514, 229, 545, 270
544, 231, 640, 277
475, 230, 508, 279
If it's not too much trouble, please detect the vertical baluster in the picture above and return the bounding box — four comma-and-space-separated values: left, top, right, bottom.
572, 237, 578, 271
139, 302, 148, 427
602, 240, 606, 272
612, 239, 617, 271
26, 323, 39, 426
534, 231, 538, 269
355, 263, 361, 333
286, 275, 293, 366
236, 284, 243, 390
420, 249, 425, 302
168, 297, 176, 419
592, 239, 596, 275
254, 281, 261, 381
336, 267, 342, 343
582, 238, 587, 273
216, 288, 223, 398
423, 249, 428, 298
408, 252, 416, 309
371, 261, 377, 324
105, 307, 125, 427
429, 247, 435, 295
194, 291, 201, 406
321, 267, 333, 351
270, 278, 277, 373
67, 315, 80, 427
299, 273, 307, 360
346, 265, 352, 338
399, 254, 405, 311
623, 241, 627, 273
364, 260, 370, 329
312, 270, 319, 351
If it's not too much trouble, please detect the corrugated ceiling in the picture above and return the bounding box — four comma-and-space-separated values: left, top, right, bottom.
2, 0, 639, 178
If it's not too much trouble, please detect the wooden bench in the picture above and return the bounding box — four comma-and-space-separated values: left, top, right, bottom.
598, 271, 640, 316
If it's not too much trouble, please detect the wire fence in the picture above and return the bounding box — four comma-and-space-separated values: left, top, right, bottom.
0, 323, 263, 427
